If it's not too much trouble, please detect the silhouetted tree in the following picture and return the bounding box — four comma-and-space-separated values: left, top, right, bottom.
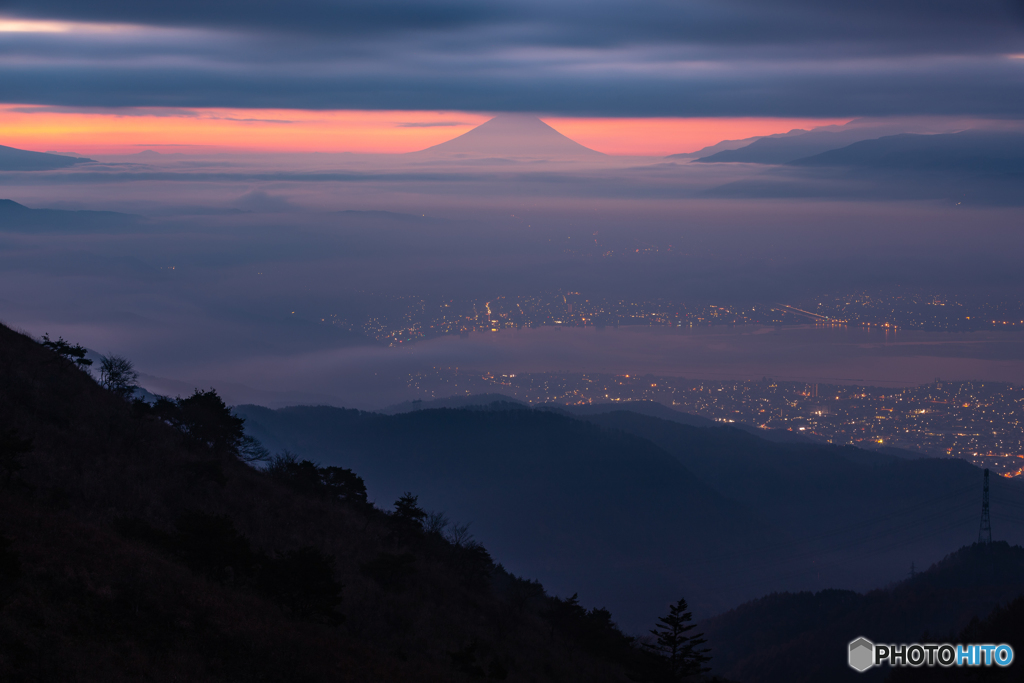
320, 465, 368, 505
40, 333, 92, 369
445, 521, 474, 547
265, 452, 368, 505
648, 597, 711, 681
98, 354, 139, 400
265, 451, 320, 492
424, 510, 450, 535
393, 492, 427, 527
453, 542, 495, 587
0, 428, 31, 486
541, 592, 658, 677
154, 389, 245, 457
238, 435, 271, 464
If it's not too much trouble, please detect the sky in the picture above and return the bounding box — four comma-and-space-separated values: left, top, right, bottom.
1, 1, 1023, 131
0, 105, 851, 156
3, 0, 1021, 154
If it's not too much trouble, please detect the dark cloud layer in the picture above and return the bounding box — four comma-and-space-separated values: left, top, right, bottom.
1, 0, 1023, 115
7, 0, 1023, 48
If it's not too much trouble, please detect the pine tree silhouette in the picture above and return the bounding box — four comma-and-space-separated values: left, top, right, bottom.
648, 597, 711, 680
40, 333, 93, 369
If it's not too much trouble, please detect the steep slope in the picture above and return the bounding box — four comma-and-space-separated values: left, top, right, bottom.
701, 542, 1024, 683
0, 321, 663, 682
413, 115, 604, 159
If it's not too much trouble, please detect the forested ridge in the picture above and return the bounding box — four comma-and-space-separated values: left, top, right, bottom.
700, 542, 1024, 682
0, 321, 716, 682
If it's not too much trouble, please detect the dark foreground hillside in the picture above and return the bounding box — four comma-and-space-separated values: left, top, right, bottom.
0, 322, 676, 682
700, 542, 1024, 683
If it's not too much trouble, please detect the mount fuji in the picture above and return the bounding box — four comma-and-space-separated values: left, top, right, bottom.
414, 114, 604, 160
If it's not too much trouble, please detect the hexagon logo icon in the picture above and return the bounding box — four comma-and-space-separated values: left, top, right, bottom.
848, 637, 874, 672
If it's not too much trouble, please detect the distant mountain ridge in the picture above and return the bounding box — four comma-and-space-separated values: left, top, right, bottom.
0, 198, 138, 232
235, 401, 1024, 629
788, 130, 1024, 173
0, 144, 94, 171
695, 129, 905, 165
703, 128, 1024, 204
378, 393, 526, 414
413, 114, 604, 159
666, 135, 768, 160
666, 128, 813, 160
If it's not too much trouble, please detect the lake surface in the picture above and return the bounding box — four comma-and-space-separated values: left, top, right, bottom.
413, 324, 1024, 386
140, 323, 1024, 408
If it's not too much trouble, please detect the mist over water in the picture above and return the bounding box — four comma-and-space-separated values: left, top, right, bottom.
113, 325, 1024, 409
3, 139, 1024, 408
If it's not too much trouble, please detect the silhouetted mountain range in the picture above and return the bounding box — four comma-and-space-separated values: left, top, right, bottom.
695, 130, 900, 164
788, 130, 1024, 173
701, 542, 1024, 683
236, 402, 1024, 630
0, 198, 139, 232
236, 402, 758, 627
704, 129, 1024, 204
0, 144, 94, 171
666, 135, 770, 160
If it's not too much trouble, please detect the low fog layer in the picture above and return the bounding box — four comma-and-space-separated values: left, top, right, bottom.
2, 119, 1024, 405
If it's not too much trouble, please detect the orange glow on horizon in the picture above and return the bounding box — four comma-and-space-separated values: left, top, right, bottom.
544, 117, 851, 156
0, 105, 849, 156
0, 107, 491, 155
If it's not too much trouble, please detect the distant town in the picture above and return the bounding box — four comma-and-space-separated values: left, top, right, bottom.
321, 288, 1024, 346
407, 369, 1024, 478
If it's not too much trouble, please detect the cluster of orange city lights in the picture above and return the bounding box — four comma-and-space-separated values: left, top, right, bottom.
0, 105, 848, 156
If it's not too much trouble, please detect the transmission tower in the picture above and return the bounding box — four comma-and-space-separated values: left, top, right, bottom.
978, 468, 992, 545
